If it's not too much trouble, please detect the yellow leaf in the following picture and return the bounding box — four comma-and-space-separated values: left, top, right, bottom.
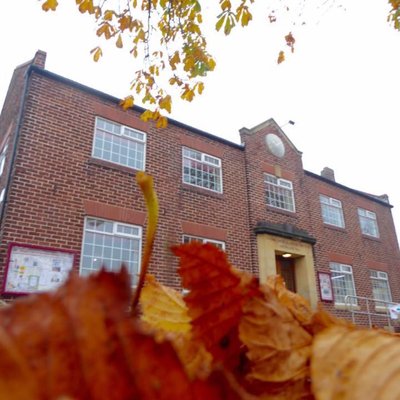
42, 0, 58, 12
119, 95, 134, 110
156, 115, 168, 128
277, 50, 285, 64
140, 275, 191, 334
103, 10, 114, 21
116, 34, 123, 48
241, 9, 252, 27
140, 109, 155, 122
181, 88, 195, 102
197, 82, 204, 95
90, 46, 103, 62
159, 95, 172, 114
169, 51, 180, 71
215, 15, 226, 32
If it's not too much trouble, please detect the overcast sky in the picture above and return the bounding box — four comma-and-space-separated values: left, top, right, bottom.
1, 0, 400, 240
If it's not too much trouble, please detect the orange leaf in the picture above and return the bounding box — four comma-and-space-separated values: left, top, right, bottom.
41, 0, 58, 11
312, 325, 400, 399
277, 50, 285, 64
173, 242, 256, 364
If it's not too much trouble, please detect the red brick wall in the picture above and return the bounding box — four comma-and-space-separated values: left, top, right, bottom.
305, 173, 400, 320
0, 69, 252, 294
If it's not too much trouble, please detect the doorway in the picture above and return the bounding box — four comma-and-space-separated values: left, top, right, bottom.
276, 256, 296, 292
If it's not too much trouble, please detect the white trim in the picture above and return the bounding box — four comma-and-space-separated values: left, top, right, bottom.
92, 116, 146, 170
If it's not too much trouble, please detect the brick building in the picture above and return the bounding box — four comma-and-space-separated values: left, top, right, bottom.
1, 51, 400, 326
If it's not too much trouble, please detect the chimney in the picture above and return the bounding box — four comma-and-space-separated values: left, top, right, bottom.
32, 50, 47, 69
321, 167, 335, 181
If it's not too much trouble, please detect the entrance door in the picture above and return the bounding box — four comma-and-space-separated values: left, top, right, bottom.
276, 256, 296, 292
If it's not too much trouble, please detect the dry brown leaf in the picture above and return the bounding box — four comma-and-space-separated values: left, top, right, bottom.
239, 283, 313, 397
173, 242, 257, 365
266, 275, 313, 326
312, 325, 400, 399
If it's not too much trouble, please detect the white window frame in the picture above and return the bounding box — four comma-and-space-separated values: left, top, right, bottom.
320, 194, 345, 228
92, 117, 146, 170
358, 208, 379, 238
329, 262, 357, 305
182, 147, 223, 193
0, 188, 5, 203
264, 173, 296, 212
370, 270, 392, 307
182, 234, 225, 250
80, 217, 142, 286
0, 143, 8, 176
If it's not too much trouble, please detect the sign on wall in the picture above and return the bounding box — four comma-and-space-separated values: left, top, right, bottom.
2, 243, 75, 295
318, 271, 334, 303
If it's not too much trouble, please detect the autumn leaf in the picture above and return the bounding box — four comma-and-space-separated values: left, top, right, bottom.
285, 32, 296, 53
312, 325, 400, 399
159, 95, 172, 113
90, 46, 103, 62
140, 275, 191, 334
266, 275, 313, 326
119, 95, 134, 110
173, 242, 256, 365
41, 0, 58, 12
277, 50, 285, 64
116, 33, 123, 48
239, 283, 312, 396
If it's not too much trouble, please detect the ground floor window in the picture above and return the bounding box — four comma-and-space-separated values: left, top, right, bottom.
370, 270, 392, 307
329, 262, 357, 305
182, 234, 225, 250
81, 217, 142, 285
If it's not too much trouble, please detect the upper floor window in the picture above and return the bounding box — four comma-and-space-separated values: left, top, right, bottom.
80, 217, 142, 286
264, 174, 295, 212
0, 143, 8, 176
182, 234, 225, 250
0, 188, 5, 203
358, 208, 379, 238
330, 262, 357, 305
182, 147, 222, 193
370, 270, 392, 307
93, 117, 146, 170
320, 195, 345, 228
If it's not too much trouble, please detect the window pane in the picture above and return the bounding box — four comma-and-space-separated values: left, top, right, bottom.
182, 147, 222, 193
81, 218, 141, 286
330, 263, 356, 305
94, 118, 146, 170
320, 195, 345, 228
265, 174, 295, 212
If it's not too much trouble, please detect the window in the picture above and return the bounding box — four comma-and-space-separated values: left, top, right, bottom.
182, 234, 225, 250
330, 262, 357, 305
182, 147, 222, 193
81, 218, 142, 286
0, 143, 8, 176
265, 174, 295, 212
320, 195, 345, 228
370, 270, 392, 307
0, 188, 4, 203
92, 117, 146, 170
358, 208, 379, 238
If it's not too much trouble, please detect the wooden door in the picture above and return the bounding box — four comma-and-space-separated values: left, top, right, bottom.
276, 256, 296, 292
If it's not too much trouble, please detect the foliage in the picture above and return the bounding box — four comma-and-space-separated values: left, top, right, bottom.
39, 0, 400, 127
